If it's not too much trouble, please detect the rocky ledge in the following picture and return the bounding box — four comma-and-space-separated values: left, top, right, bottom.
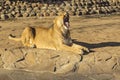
0, 48, 81, 73
0, 47, 120, 74
0, 47, 120, 80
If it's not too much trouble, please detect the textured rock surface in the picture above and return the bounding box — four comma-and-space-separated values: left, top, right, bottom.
0, 48, 81, 73
0, 69, 119, 80
0, 0, 120, 20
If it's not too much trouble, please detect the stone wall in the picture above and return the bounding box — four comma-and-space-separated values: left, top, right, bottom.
0, 0, 120, 20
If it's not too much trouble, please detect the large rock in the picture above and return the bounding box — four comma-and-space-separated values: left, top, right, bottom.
0, 47, 119, 74
78, 51, 118, 74
0, 48, 81, 73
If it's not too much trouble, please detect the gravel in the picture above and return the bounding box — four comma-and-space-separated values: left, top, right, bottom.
0, 0, 120, 20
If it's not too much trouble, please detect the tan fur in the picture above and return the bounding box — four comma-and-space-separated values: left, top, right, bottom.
9, 12, 89, 55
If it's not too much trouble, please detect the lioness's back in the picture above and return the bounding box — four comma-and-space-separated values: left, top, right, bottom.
33, 26, 57, 49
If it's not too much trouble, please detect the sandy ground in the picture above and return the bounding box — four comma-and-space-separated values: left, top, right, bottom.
0, 15, 120, 80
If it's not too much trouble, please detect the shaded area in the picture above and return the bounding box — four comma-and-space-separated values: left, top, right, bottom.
73, 40, 120, 49
0, 69, 116, 80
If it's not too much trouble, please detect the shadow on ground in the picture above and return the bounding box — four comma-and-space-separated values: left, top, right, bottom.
73, 39, 120, 52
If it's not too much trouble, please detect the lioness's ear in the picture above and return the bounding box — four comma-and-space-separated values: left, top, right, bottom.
58, 12, 63, 16
58, 11, 66, 16
53, 18, 57, 23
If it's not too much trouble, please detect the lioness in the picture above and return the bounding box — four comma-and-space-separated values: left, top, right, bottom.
9, 12, 89, 55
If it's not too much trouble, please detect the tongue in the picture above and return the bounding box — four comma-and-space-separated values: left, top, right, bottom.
65, 22, 70, 28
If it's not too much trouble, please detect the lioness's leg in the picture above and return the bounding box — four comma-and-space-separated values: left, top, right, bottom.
21, 27, 35, 48
72, 44, 89, 52
9, 27, 33, 43
9, 27, 35, 48
61, 44, 89, 55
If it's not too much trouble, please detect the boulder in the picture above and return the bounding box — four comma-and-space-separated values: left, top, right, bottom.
0, 48, 81, 73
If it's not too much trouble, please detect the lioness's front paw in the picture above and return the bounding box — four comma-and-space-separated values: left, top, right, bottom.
30, 44, 36, 48
82, 47, 89, 52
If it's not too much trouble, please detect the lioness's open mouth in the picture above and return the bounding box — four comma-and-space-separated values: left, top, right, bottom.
64, 14, 70, 29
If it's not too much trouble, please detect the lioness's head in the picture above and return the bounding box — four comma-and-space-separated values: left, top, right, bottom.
54, 12, 70, 30
54, 12, 72, 46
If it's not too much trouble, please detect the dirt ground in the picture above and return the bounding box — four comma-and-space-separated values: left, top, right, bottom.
0, 15, 120, 80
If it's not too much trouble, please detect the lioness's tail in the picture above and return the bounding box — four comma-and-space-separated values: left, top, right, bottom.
8, 34, 21, 41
